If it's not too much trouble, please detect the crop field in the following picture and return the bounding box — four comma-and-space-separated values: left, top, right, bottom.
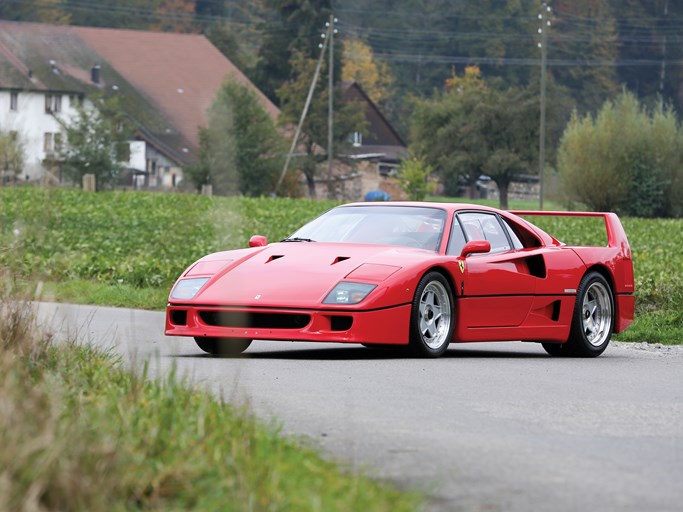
1, 186, 681, 343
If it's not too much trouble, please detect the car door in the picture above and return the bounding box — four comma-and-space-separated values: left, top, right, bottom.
450, 211, 536, 328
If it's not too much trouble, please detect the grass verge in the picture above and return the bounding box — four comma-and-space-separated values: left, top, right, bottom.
0, 282, 422, 511
40, 279, 168, 310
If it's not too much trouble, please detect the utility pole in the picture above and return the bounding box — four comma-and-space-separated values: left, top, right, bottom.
659, 0, 669, 109
327, 15, 338, 199
538, 2, 551, 210
275, 21, 332, 194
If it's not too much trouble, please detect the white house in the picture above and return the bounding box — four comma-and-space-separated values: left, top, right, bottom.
0, 20, 279, 188
1, 87, 82, 182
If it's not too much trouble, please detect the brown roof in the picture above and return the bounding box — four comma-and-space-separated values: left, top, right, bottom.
342, 81, 405, 148
74, 26, 279, 149
0, 20, 279, 162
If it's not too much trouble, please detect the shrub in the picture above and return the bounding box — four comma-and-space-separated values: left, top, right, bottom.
558, 91, 683, 217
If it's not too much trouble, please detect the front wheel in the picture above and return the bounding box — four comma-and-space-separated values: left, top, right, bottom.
546, 272, 614, 358
194, 337, 252, 357
409, 272, 455, 358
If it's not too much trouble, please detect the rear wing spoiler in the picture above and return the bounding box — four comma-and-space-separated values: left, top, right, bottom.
509, 211, 629, 250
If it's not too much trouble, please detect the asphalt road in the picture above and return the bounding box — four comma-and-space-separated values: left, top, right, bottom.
35, 302, 683, 512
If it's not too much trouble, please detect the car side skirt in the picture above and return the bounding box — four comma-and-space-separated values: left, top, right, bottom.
455, 295, 574, 343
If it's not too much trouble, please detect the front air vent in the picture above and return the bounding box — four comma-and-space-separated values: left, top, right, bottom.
170, 310, 187, 326
330, 316, 353, 331
266, 255, 284, 263
332, 256, 350, 265
199, 310, 310, 329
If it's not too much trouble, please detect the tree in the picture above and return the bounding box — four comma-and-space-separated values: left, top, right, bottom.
277, 51, 365, 198
252, 0, 333, 104
411, 66, 487, 199
150, 0, 196, 32
342, 39, 394, 106
0, 0, 70, 23
559, 91, 683, 217
411, 67, 556, 209
552, 0, 620, 114
398, 157, 434, 201
190, 79, 286, 196
204, 23, 250, 73
59, 96, 132, 191
0, 130, 25, 184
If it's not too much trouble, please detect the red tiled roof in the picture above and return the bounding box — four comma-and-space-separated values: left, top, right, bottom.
74, 26, 279, 149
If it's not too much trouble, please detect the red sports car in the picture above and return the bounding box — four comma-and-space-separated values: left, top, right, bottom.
165, 202, 634, 358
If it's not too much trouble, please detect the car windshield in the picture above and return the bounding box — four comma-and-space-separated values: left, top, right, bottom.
288, 205, 447, 251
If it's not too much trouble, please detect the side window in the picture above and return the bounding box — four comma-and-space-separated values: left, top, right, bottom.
459, 212, 511, 254
502, 219, 524, 250
446, 215, 466, 255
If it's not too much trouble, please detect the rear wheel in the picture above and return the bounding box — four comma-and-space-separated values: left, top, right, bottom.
544, 272, 614, 358
409, 272, 454, 358
194, 337, 252, 356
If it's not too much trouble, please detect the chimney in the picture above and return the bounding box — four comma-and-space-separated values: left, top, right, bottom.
91, 64, 101, 84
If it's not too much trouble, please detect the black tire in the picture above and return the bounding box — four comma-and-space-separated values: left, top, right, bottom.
546, 272, 614, 358
194, 337, 252, 356
541, 341, 576, 357
408, 271, 455, 358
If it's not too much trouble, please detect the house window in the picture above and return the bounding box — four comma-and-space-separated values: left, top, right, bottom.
146, 159, 157, 176
10, 91, 18, 111
44, 133, 54, 152
54, 133, 63, 152
349, 131, 363, 147
45, 94, 62, 113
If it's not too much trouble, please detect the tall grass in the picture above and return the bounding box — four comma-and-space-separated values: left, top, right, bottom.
0, 274, 421, 511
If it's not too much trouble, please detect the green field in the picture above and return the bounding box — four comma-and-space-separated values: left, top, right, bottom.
1, 186, 681, 343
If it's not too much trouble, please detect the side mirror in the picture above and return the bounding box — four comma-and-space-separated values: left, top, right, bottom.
460, 240, 490, 257
249, 235, 268, 247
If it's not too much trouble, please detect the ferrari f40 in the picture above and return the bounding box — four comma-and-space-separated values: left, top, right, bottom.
165, 203, 634, 358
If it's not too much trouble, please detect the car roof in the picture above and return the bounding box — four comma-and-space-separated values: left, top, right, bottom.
341, 201, 501, 214
339, 201, 556, 247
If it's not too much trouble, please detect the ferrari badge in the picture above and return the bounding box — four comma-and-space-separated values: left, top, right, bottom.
458, 260, 465, 273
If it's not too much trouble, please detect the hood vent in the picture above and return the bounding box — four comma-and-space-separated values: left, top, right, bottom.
332, 256, 350, 265
266, 255, 284, 263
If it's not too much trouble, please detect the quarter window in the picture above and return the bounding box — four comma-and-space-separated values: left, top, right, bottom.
446, 216, 466, 256
502, 219, 524, 250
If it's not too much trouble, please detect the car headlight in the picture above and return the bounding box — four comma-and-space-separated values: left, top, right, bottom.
170, 278, 210, 300
323, 282, 377, 305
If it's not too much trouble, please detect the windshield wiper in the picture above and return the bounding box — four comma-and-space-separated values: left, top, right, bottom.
280, 237, 316, 242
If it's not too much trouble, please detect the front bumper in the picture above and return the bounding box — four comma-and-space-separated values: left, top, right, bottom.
165, 303, 412, 345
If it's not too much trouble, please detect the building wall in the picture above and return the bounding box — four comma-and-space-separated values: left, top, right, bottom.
143, 144, 183, 189
307, 159, 407, 201
1, 89, 183, 188
0, 89, 82, 181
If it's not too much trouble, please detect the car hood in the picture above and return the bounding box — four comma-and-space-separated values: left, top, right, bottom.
190, 242, 426, 308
